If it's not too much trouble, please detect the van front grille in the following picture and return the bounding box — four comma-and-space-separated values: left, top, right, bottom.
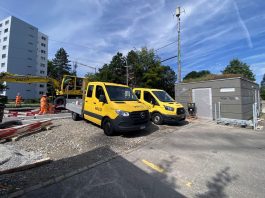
130, 110, 149, 124
177, 108, 185, 115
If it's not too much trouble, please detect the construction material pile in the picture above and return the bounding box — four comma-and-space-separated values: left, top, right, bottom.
0, 144, 43, 172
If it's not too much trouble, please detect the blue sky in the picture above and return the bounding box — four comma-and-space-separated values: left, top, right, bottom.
0, 0, 265, 83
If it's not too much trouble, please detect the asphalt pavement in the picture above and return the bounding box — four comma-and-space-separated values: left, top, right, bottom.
18, 120, 265, 197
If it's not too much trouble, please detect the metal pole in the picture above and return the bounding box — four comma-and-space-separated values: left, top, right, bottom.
218, 102, 221, 119
126, 65, 129, 86
215, 103, 217, 121
177, 16, 181, 83
253, 103, 256, 130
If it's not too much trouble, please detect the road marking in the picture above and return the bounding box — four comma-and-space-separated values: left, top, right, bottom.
185, 182, 192, 187
141, 159, 164, 173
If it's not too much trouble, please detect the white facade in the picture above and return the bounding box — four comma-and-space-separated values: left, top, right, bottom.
0, 16, 48, 99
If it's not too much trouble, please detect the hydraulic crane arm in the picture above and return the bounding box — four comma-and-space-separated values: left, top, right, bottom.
0, 73, 60, 89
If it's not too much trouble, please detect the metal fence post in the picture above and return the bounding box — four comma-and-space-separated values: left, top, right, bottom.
218, 102, 221, 119
214, 103, 217, 121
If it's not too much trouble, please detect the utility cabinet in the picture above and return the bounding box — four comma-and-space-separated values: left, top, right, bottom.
175, 77, 260, 120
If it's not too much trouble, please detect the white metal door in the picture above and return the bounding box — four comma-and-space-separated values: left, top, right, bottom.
192, 88, 213, 119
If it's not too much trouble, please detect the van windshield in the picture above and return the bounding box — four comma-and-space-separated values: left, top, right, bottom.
105, 85, 138, 101
152, 91, 175, 102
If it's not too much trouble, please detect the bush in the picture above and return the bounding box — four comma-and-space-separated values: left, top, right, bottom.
0, 96, 8, 104
261, 87, 265, 100
182, 74, 242, 83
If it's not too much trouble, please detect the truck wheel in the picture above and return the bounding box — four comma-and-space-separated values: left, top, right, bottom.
72, 112, 80, 121
102, 118, 115, 136
54, 96, 66, 108
152, 113, 163, 125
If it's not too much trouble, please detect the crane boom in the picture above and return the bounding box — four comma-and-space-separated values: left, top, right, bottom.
0, 73, 60, 88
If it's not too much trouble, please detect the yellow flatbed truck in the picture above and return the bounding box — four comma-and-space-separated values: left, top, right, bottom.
66, 82, 150, 136
133, 88, 186, 125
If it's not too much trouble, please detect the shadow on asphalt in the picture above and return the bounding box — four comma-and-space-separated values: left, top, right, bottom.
121, 123, 159, 138
164, 120, 189, 127
83, 119, 160, 138
16, 146, 186, 198
196, 167, 239, 198
149, 155, 181, 190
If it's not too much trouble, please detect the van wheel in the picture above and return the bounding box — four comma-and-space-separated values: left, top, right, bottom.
102, 118, 115, 136
152, 113, 163, 125
72, 112, 80, 121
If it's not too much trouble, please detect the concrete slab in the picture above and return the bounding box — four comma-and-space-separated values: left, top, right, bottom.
23, 155, 185, 198
20, 121, 265, 198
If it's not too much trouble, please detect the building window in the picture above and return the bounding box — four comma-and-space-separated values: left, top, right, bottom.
2, 54, 6, 58
41, 36, 46, 41
2, 45, 6, 50
40, 63, 45, 67
29, 34, 34, 38
27, 57, 32, 60
3, 37, 7, 41
41, 56, 45, 60
4, 28, 8, 33
41, 43, 46, 47
5, 20, 9, 25
39, 84, 44, 88
41, 50, 46, 54
40, 70, 45, 74
1, 63, 5, 67
0, 31, 1, 35
39, 91, 44, 95
27, 65, 32, 68
29, 26, 34, 30
26, 90, 31, 92
28, 49, 33, 53
28, 42, 33, 45
0, 23, 2, 27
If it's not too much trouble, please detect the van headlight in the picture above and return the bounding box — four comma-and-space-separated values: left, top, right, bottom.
115, 110, 130, 117
164, 105, 174, 111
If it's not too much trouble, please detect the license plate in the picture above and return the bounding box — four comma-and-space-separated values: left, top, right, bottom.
140, 125, 146, 129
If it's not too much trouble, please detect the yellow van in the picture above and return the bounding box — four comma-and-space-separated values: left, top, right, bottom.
66, 82, 150, 136
133, 88, 186, 125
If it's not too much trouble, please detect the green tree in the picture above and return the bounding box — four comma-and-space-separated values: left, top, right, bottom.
51, 48, 71, 81
261, 74, 265, 100
96, 52, 126, 84
90, 47, 176, 97
0, 72, 8, 92
261, 74, 265, 87
183, 70, 211, 80
222, 59, 255, 81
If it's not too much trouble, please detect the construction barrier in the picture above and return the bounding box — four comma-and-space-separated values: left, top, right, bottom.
0, 120, 52, 140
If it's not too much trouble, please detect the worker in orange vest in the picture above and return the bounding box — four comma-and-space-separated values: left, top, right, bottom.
39, 94, 48, 115
15, 93, 22, 107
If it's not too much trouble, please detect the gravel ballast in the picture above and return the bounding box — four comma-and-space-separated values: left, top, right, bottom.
0, 118, 187, 195
0, 145, 43, 172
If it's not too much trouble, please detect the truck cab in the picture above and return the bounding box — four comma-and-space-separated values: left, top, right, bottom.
133, 88, 186, 125
67, 82, 150, 136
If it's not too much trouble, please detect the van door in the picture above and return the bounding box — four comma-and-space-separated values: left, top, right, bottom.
90, 85, 107, 125
83, 84, 95, 121
143, 91, 158, 112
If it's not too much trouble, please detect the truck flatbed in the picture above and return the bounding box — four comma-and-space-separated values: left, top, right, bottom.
65, 99, 83, 115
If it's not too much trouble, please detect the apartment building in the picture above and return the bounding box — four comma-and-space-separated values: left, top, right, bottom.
0, 16, 48, 99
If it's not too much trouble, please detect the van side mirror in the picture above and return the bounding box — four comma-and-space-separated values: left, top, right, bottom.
99, 95, 107, 103
151, 99, 157, 106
